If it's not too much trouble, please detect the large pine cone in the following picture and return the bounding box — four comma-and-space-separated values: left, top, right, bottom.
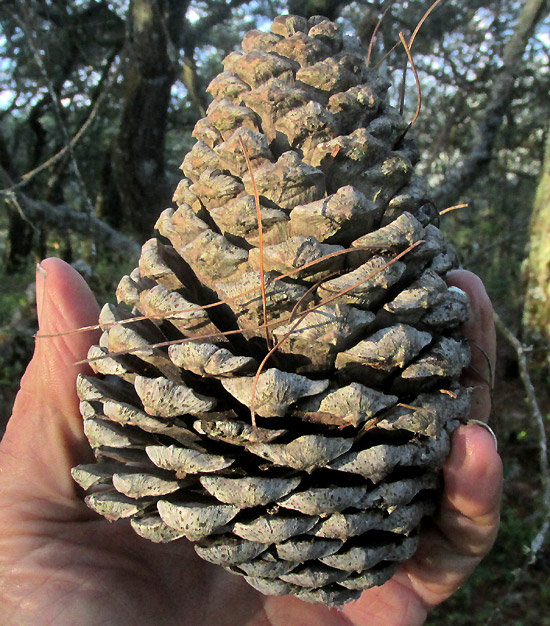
73, 14, 471, 607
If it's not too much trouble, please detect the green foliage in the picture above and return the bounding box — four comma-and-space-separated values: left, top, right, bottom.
1, 0, 550, 619
0, 210, 34, 325
0, 227, 35, 432
0, 270, 33, 327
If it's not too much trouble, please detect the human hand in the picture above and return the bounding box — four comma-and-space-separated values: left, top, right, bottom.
0, 259, 502, 626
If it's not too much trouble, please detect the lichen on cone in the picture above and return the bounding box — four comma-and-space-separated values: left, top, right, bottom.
73, 14, 471, 607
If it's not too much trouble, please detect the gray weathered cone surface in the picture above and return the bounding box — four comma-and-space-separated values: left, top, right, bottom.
73, 14, 471, 607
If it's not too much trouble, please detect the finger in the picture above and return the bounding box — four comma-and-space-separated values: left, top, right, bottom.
1, 258, 100, 502
446, 269, 496, 422
343, 271, 500, 622
401, 423, 503, 607
341, 575, 428, 626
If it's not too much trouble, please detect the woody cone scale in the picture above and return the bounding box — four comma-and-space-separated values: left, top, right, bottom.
73, 14, 471, 607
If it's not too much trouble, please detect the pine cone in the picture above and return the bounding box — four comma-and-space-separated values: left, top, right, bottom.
73, 14, 471, 607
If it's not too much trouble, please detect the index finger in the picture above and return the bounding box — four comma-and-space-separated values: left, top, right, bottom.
446, 269, 496, 423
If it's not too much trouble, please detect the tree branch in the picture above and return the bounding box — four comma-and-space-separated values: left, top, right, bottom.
494, 313, 549, 497
188, 0, 250, 43
433, 0, 549, 207
0, 166, 139, 257
14, 0, 96, 218
487, 312, 550, 623
2, 51, 120, 195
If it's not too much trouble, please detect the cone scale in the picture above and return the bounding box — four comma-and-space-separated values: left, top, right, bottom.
73, 15, 471, 607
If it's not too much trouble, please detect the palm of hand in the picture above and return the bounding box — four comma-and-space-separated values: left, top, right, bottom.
0, 259, 502, 626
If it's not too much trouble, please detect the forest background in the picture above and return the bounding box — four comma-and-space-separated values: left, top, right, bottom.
1, 0, 549, 623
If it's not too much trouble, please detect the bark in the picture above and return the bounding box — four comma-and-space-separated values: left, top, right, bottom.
433, 0, 549, 207
105, 0, 188, 239
522, 125, 550, 349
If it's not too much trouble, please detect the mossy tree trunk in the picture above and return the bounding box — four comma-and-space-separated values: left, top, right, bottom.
523, 125, 550, 352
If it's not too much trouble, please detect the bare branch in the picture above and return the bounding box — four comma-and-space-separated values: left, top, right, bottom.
1, 165, 139, 257
494, 312, 549, 498
14, 0, 96, 218
433, 0, 549, 207
2, 51, 121, 195
487, 312, 550, 623
188, 0, 250, 43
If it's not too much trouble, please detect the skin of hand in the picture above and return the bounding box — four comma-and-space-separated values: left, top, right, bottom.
0, 258, 502, 626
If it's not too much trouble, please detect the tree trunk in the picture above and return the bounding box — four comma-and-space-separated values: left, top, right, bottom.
104, 0, 187, 239
522, 125, 550, 352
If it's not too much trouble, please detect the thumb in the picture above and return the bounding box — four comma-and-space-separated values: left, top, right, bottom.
1, 258, 100, 502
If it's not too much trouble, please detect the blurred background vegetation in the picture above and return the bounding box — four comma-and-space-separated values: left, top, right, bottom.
1, 0, 549, 623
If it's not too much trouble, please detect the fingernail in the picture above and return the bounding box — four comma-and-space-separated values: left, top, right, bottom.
467, 419, 498, 451
36, 262, 48, 329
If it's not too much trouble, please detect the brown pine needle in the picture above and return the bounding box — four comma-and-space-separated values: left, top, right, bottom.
288, 271, 341, 324
272, 244, 375, 281
361, 416, 383, 433
366, 9, 389, 68
439, 389, 458, 399
409, 0, 444, 48
78, 241, 424, 367
249, 316, 305, 430
310, 241, 423, 312
374, 40, 400, 70
35, 282, 272, 339
37, 244, 389, 340
440, 203, 468, 215
375, 0, 442, 111
468, 338, 495, 389
397, 402, 437, 415
398, 32, 422, 129
75, 326, 254, 365
35, 321, 101, 339
249, 241, 424, 426
240, 135, 271, 351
